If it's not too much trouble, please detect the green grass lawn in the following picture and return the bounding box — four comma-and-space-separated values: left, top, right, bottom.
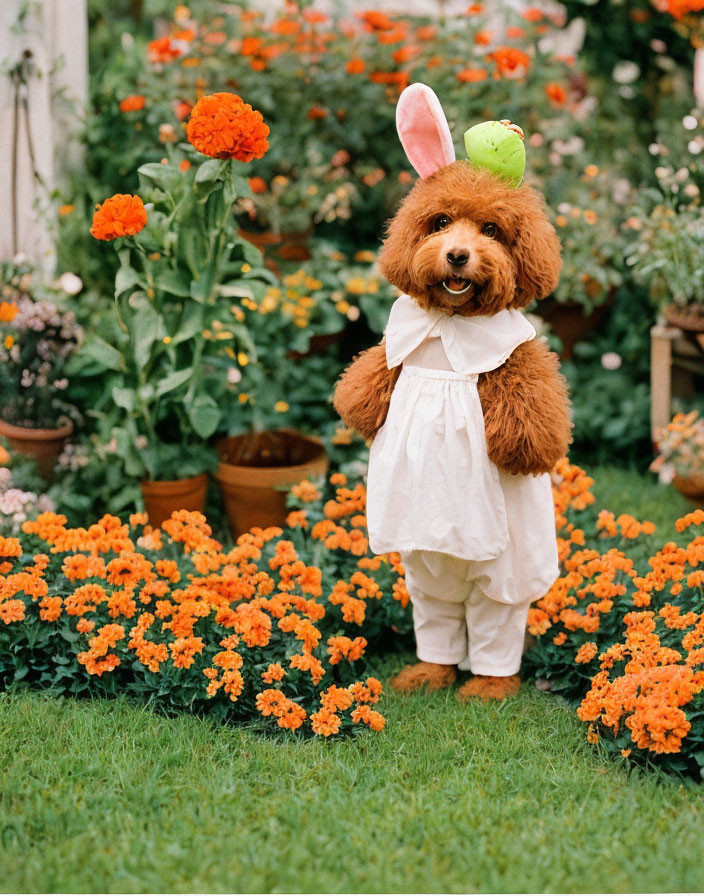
1, 467, 703, 894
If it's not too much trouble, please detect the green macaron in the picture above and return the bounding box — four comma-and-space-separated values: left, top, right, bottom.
463, 120, 526, 188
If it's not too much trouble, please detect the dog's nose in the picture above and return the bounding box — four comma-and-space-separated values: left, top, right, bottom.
446, 249, 469, 267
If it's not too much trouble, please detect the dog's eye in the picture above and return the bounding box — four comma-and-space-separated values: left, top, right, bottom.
432, 214, 451, 232
481, 222, 499, 238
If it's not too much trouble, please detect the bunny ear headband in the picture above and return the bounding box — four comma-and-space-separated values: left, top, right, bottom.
396, 82, 526, 187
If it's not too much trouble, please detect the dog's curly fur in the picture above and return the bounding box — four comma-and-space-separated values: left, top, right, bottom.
333, 161, 571, 473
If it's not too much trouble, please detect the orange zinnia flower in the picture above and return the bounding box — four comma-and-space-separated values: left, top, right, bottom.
119, 94, 146, 113
90, 194, 147, 241
186, 92, 269, 161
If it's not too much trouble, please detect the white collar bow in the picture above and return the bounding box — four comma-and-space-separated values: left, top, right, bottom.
384, 294, 535, 375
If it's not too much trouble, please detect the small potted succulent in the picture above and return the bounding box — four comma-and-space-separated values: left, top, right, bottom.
651, 410, 704, 502
0, 259, 83, 478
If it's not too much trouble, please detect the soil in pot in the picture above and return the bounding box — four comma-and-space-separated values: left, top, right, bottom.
140, 473, 209, 528
0, 418, 74, 480
215, 429, 328, 538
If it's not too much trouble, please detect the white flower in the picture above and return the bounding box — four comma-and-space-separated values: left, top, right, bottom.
658, 463, 675, 485
58, 272, 83, 295
683, 115, 698, 131
613, 61, 640, 84
601, 352, 622, 371
227, 367, 242, 385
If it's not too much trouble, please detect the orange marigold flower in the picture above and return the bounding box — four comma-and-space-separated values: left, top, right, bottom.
119, 94, 146, 112
456, 68, 488, 83
169, 636, 204, 669
262, 662, 285, 683
0, 537, 22, 558
351, 704, 385, 731
311, 707, 341, 737
545, 82, 567, 105
489, 46, 531, 77
0, 301, 18, 322
346, 57, 365, 74
148, 36, 182, 63
0, 599, 26, 624
291, 480, 321, 503
327, 635, 367, 664
286, 510, 308, 529
474, 30, 492, 45
575, 641, 598, 664
307, 105, 328, 120
249, 176, 268, 194
186, 92, 269, 161
359, 10, 395, 30
91, 194, 147, 241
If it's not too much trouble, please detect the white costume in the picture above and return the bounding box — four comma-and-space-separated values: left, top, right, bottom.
367, 294, 559, 675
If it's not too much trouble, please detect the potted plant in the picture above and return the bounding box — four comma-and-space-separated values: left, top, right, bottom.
211, 270, 331, 538
651, 410, 704, 502
73, 92, 281, 526
625, 190, 704, 335
0, 259, 83, 478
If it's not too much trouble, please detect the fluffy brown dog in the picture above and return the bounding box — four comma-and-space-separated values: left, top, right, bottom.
334, 163, 570, 476
333, 93, 571, 702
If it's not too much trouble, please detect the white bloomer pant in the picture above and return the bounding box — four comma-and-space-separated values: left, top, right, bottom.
402, 549, 532, 676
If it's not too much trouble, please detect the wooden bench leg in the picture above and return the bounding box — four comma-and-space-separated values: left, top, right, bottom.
651, 327, 673, 444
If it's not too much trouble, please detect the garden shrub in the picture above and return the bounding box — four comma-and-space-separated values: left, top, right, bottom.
526, 461, 704, 778
0, 472, 411, 738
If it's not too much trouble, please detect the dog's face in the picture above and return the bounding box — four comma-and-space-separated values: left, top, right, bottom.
378, 162, 561, 316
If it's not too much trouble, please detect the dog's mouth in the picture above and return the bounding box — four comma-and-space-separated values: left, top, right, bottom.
435, 277, 482, 311
442, 277, 474, 297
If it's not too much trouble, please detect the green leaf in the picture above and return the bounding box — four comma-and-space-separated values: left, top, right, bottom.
155, 269, 192, 298
194, 159, 225, 184
186, 394, 221, 439
155, 367, 193, 398
217, 282, 254, 299
171, 305, 203, 344
115, 265, 143, 296
112, 386, 135, 411
77, 335, 124, 372
128, 300, 164, 370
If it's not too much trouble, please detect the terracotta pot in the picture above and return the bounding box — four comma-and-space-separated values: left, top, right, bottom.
215, 429, 328, 538
538, 291, 615, 360
0, 417, 73, 480
140, 473, 209, 528
238, 228, 312, 274
664, 304, 704, 334
673, 473, 704, 505
287, 331, 342, 360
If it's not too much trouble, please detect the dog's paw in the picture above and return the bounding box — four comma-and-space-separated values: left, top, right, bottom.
456, 674, 521, 702
390, 661, 457, 694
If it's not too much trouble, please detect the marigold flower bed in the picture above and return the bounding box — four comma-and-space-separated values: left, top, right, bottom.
526, 460, 704, 777
2, 462, 704, 772
0, 492, 401, 737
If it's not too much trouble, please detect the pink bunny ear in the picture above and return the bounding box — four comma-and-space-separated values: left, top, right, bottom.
396, 83, 456, 179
